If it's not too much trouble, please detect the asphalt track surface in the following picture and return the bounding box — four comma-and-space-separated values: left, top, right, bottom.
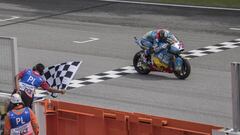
0, 0, 240, 128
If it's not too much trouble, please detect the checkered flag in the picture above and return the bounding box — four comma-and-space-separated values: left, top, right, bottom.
34, 61, 81, 99
43, 61, 82, 90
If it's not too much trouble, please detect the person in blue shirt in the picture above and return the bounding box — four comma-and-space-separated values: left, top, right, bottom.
4, 93, 39, 135
14, 63, 65, 108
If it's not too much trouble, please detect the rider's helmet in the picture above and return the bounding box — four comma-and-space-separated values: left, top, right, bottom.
156, 29, 168, 41
10, 93, 23, 104
33, 63, 45, 75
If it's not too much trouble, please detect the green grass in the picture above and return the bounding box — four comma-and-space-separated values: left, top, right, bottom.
145, 0, 240, 8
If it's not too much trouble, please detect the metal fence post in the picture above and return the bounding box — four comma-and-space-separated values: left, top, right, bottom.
12, 37, 18, 76
231, 62, 240, 132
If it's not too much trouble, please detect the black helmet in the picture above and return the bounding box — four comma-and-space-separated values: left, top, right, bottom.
33, 63, 45, 75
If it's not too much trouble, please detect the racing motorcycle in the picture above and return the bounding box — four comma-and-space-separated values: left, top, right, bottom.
133, 37, 191, 79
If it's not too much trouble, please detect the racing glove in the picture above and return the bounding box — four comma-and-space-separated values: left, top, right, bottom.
154, 43, 170, 53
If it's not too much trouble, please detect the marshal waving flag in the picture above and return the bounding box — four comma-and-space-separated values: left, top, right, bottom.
34, 61, 82, 99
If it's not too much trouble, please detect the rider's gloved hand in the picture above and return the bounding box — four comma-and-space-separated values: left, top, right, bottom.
144, 47, 154, 56
161, 43, 169, 49
154, 43, 169, 53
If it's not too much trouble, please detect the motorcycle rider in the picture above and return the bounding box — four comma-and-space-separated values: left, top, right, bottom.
137, 29, 183, 71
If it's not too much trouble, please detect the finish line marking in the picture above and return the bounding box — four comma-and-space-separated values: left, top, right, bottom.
101, 0, 240, 11
0, 16, 20, 22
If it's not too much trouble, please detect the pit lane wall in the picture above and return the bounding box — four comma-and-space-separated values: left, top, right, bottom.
39, 99, 222, 135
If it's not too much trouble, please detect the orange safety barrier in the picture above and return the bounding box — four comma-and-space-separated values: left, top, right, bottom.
128, 113, 220, 135
42, 99, 222, 135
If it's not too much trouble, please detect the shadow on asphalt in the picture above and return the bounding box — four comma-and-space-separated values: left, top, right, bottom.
125, 72, 179, 81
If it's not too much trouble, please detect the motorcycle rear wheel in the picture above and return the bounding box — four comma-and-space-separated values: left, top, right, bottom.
174, 58, 191, 79
133, 51, 151, 75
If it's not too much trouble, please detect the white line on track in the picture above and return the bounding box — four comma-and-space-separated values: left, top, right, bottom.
101, 0, 240, 11
73, 37, 99, 44
230, 28, 240, 31
0, 16, 20, 22
0, 92, 11, 96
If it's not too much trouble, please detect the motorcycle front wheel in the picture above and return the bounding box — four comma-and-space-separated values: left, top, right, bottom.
174, 58, 191, 79
133, 51, 151, 75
